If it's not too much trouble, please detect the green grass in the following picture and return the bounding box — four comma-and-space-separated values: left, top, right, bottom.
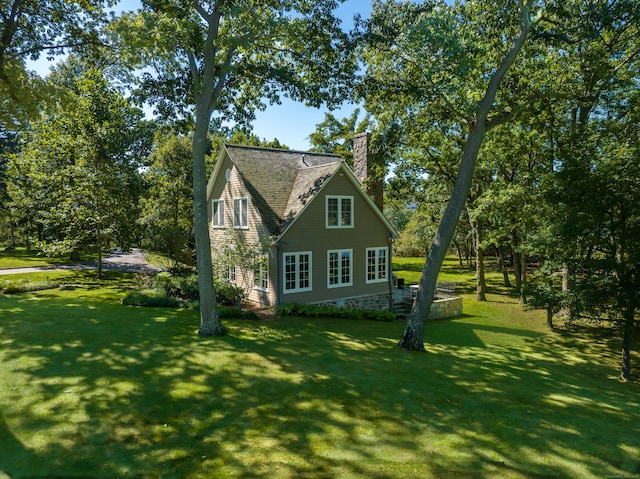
0, 247, 99, 269
0, 260, 639, 478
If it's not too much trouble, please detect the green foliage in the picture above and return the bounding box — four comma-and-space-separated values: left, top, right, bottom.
276, 302, 397, 321
121, 288, 185, 308
152, 272, 200, 301
7, 67, 150, 259
218, 305, 259, 320
214, 278, 244, 306
138, 134, 194, 266
0, 278, 60, 294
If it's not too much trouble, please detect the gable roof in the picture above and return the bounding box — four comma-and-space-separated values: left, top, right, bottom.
207, 144, 398, 239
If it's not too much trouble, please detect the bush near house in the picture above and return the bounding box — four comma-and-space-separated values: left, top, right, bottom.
121, 273, 243, 309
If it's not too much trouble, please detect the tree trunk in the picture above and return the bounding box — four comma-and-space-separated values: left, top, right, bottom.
399, 1, 535, 351
546, 306, 553, 329
471, 219, 487, 301
512, 231, 522, 290
193, 108, 225, 337
620, 308, 635, 381
399, 121, 492, 351
560, 263, 575, 318
97, 225, 103, 279
520, 251, 527, 304
496, 245, 512, 287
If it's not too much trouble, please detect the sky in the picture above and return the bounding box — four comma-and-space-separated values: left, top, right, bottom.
27, 0, 373, 151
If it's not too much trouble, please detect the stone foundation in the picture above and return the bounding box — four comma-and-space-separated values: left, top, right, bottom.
314, 292, 391, 311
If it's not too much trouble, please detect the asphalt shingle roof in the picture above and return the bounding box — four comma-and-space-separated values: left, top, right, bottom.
224, 144, 343, 236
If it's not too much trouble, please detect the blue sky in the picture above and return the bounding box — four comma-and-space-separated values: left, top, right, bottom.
27, 0, 372, 151
251, 1, 372, 150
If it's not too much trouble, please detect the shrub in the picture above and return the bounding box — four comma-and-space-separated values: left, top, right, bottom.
0, 279, 61, 294
121, 289, 185, 308
276, 303, 397, 321
214, 278, 243, 306
152, 272, 199, 300
218, 306, 259, 320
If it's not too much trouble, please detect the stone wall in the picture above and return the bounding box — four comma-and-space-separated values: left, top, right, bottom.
428, 296, 464, 320
314, 292, 391, 312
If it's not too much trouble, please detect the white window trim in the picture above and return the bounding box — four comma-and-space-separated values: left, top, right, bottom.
283, 251, 312, 294
327, 249, 353, 288
233, 197, 249, 229
224, 248, 236, 284
253, 253, 269, 292
212, 199, 225, 228
366, 247, 388, 284
326, 195, 354, 229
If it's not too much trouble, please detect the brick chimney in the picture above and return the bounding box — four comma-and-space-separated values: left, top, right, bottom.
353, 132, 384, 211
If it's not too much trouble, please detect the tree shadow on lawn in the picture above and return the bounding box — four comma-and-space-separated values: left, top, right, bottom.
1, 292, 639, 478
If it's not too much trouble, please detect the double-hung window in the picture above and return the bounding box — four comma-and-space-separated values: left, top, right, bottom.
366, 247, 388, 283
328, 249, 352, 288
284, 252, 312, 293
212, 199, 225, 228
326, 195, 353, 228
233, 197, 248, 229
253, 254, 269, 291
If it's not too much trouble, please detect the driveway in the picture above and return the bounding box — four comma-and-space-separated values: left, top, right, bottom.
0, 248, 164, 275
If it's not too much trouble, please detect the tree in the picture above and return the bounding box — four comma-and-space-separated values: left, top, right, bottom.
139, 133, 194, 268
8, 68, 149, 274
519, 0, 640, 379
0, 0, 111, 127
116, 1, 356, 336
362, 0, 539, 351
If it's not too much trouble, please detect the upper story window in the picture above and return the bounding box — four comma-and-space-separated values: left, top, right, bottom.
212, 199, 225, 228
326, 195, 353, 228
233, 197, 248, 229
366, 247, 388, 284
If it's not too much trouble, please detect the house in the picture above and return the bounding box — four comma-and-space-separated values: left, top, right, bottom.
206, 133, 398, 311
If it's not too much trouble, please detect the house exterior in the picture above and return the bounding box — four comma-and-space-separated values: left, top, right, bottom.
206, 137, 398, 311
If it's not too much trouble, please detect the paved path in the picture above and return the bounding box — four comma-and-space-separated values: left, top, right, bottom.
0, 248, 164, 275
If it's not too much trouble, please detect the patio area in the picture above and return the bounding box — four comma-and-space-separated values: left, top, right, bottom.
392, 282, 463, 320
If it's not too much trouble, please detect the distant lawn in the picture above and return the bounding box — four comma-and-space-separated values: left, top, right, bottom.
1, 260, 639, 478
0, 247, 99, 269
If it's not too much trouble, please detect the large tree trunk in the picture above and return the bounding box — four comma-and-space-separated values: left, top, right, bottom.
399, 1, 535, 351
399, 125, 485, 351
193, 108, 225, 337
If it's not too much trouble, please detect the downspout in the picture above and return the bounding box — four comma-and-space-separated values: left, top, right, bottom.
389, 236, 394, 312
275, 240, 285, 307
275, 242, 283, 307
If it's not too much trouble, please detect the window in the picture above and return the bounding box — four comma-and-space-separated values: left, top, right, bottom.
284, 252, 312, 293
253, 254, 269, 291
212, 199, 225, 227
233, 197, 248, 228
366, 247, 388, 283
224, 248, 236, 283
328, 249, 352, 288
326, 195, 353, 228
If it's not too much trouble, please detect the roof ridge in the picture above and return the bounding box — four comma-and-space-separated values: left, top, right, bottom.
224, 143, 342, 158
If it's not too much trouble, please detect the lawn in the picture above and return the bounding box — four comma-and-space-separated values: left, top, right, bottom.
0, 260, 639, 478
0, 247, 98, 269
